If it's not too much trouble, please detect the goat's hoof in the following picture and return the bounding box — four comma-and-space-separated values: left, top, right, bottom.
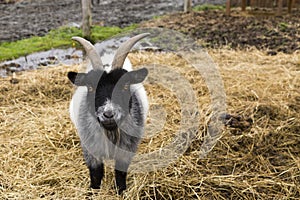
117, 187, 126, 195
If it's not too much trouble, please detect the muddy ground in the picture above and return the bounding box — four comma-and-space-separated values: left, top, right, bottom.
142, 9, 300, 54
0, 0, 192, 42
0, 0, 299, 54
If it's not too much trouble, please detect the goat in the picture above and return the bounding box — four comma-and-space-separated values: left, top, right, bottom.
67, 33, 149, 194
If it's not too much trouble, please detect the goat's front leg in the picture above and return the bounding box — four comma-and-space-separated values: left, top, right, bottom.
83, 149, 104, 189
89, 162, 104, 189
115, 160, 130, 194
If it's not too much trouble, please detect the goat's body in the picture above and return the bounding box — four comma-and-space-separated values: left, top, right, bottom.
70, 56, 148, 164
68, 34, 149, 193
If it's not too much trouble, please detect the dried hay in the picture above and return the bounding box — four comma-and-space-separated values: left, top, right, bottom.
0, 48, 299, 199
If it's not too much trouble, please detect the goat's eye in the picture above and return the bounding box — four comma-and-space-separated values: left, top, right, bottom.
123, 84, 129, 91
88, 86, 94, 92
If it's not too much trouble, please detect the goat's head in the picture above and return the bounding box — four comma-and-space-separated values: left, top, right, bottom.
68, 33, 149, 130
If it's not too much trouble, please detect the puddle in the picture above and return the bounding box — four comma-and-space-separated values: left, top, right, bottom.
0, 48, 83, 77
0, 38, 130, 77
0, 39, 129, 77
0, 28, 200, 78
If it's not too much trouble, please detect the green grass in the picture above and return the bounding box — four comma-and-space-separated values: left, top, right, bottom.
0, 24, 137, 62
278, 22, 289, 31
193, 4, 225, 11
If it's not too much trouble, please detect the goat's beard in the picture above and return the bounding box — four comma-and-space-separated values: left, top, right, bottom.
98, 117, 118, 131
95, 100, 126, 131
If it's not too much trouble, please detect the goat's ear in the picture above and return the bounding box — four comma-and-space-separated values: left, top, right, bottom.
127, 68, 148, 84
67, 72, 86, 86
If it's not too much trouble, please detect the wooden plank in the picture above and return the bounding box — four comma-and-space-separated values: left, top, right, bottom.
277, 0, 283, 15
241, 0, 247, 11
250, 0, 256, 8
226, 0, 231, 16
288, 0, 295, 13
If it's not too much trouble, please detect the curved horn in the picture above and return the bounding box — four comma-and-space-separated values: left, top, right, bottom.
112, 33, 150, 69
72, 37, 103, 70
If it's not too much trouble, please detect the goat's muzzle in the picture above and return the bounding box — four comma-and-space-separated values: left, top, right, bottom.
97, 109, 119, 130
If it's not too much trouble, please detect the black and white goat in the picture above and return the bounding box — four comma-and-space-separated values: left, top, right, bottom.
68, 33, 149, 194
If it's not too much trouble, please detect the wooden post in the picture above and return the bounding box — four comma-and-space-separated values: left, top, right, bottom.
226, 0, 231, 16
288, 0, 295, 13
81, 0, 92, 40
184, 0, 192, 12
250, 0, 255, 7
241, 0, 247, 11
277, 0, 283, 15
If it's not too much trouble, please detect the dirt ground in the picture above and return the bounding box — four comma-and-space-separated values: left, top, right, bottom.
1, 0, 299, 54
141, 9, 300, 54
0, 0, 185, 42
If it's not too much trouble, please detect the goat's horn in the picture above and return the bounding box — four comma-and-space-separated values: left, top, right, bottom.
72, 37, 103, 70
112, 33, 150, 69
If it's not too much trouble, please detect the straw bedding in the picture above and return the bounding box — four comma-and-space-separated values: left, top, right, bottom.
0, 48, 299, 199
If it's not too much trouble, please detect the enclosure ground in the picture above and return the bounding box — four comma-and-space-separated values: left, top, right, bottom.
141, 9, 300, 54
0, 0, 184, 42
0, 0, 299, 199
1, 1, 299, 55
0, 48, 299, 199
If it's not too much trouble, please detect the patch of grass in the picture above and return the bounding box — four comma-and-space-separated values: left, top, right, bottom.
0, 24, 137, 62
0, 27, 80, 61
151, 15, 165, 20
278, 22, 289, 31
193, 4, 225, 11
91, 24, 137, 42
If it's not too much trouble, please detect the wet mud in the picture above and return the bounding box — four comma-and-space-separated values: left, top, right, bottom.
0, 0, 187, 42
142, 10, 300, 54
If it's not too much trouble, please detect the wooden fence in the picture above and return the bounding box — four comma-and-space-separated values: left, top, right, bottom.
226, 0, 300, 15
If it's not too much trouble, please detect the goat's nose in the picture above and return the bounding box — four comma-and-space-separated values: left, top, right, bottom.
103, 110, 114, 118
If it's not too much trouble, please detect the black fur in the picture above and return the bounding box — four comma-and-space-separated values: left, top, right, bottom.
68, 68, 147, 118
89, 164, 104, 189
